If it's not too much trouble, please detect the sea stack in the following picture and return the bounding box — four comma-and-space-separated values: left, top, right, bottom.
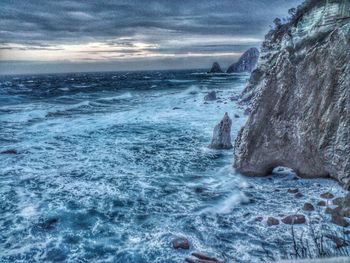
234, 1, 350, 189
226, 48, 259, 73
208, 62, 224, 73
209, 113, 233, 149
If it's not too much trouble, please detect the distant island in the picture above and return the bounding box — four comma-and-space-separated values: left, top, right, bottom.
208, 47, 260, 74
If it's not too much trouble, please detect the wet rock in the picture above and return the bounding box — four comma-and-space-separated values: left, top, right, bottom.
38, 218, 59, 230
287, 188, 299, 194
204, 91, 217, 101
282, 215, 306, 225
173, 107, 182, 110
320, 192, 335, 199
0, 149, 18, 154
172, 237, 190, 249
208, 62, 223, 74
325, 234, 349, 248
295, 193, 304, 199
303, 203, 315, 212
267, 217, 279, 226
208, 113, 233, 150
317, 200, 326, 207
331, 214, 349, 227
234, 114, 240, 118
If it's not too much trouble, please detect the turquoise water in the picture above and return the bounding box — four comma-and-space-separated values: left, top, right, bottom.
0, 71, 345, 262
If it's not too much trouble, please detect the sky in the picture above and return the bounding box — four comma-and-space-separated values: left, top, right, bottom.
0, 0, 303, 75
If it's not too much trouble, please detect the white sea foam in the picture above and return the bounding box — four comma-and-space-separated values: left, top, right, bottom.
214, 192, 250, 214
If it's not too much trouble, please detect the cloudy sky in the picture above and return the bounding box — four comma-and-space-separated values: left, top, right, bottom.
0, 0, 302, 74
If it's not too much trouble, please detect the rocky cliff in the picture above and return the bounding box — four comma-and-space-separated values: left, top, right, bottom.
234, 0, 350, 189
227, 48, 259, 73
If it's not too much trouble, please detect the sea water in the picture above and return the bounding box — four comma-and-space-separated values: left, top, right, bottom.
0, 70, 345, 262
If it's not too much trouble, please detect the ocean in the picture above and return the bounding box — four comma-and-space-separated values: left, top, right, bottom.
0, 70, 345, 262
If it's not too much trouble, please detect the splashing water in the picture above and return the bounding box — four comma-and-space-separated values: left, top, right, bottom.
0, 70, 345, 262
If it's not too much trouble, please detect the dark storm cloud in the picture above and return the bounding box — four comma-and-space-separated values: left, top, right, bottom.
0, 0, 304, 74
0, 0, 303, 45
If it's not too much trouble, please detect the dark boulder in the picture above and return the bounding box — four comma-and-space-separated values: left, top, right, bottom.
287, 188, 299, 194
321, 192, 335, 199
282, 215, 306, 225
172, 237, 190, 249
303, 203, 315, 211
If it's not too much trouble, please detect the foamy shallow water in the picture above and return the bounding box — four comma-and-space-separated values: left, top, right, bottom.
0, 71, 346, 262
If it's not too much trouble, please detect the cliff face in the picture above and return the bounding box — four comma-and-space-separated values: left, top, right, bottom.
227, 48, 259, 73
234, 0, 350, 189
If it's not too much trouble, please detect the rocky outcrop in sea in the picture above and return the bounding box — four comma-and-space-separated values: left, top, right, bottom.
209, 113, 233, 149
234, 0, 350, 189
226, 48, 259, 73
208, 62, 224, 74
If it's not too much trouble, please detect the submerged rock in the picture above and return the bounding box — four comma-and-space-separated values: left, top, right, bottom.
208, 62, 223, 74
295, 193, 304, 199
0, 149, 18, 154
204, 91, 217, 101
234, 0, 350, 189
208, 113, 233, 150
172, 237, 190, 249
227, 48, 259, 73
